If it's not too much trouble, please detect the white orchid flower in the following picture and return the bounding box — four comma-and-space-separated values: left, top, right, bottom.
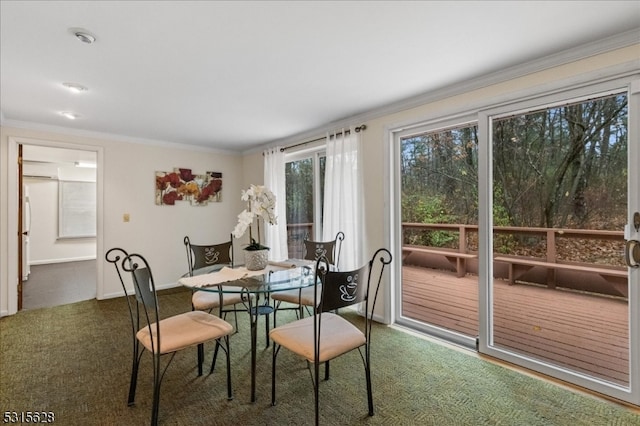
232, 185, 278, 244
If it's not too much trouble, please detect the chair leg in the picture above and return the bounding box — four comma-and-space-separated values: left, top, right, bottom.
219, 307, 239, 335
128, 342, 141, 406
324, 360, 330, 381
264, 313, 270, 348
365, 362, 374, 416
197, 343, 204, 376
233, 307, 239, 332
364, 348, 374, 416
151, 353, 161, 426
210, 341, 220, 374
272, 301, 279, 329
314, 360, 320, 426
224, 336, 233, 400
271, 344, 280, 406
149, 352, 177, 426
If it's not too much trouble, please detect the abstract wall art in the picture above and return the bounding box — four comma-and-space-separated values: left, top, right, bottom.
155, 168, 222, 206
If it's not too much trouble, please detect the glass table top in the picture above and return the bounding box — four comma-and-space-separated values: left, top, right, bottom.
186, 264, 316, 295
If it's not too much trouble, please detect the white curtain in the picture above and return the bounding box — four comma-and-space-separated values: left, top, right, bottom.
322, 127, 365, 270
263, 146, 289, 261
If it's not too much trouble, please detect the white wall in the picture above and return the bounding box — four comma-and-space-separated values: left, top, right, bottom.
23, 156, 98, 264
24, 177, 96, 264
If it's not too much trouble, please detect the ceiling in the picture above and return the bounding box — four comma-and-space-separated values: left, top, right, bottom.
1, 1, 639, 153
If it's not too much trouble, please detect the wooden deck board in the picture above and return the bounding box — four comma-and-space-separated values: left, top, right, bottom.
401, 265, 629, 386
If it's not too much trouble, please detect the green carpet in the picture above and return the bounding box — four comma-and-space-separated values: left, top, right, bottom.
1, 289, 638, 425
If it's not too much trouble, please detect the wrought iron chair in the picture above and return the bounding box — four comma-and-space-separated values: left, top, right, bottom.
270, 248, 392, 426
271, 231, 344, 327
105, 248, 139, 406
106, 249, 233, 426
185, 235, 250, 373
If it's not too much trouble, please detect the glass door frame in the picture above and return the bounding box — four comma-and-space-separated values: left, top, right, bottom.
477, 76, 640, 405
390, 114, 479, 349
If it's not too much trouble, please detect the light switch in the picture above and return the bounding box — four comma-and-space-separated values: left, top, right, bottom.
123, 213, 130, 222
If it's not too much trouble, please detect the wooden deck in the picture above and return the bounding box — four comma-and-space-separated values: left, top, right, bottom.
401, 265, 629, 386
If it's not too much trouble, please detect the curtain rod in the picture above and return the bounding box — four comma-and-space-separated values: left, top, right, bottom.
279, 124, 367, 152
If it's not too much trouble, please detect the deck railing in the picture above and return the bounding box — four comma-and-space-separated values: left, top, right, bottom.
286, 222, 314, 259
402, 223, 623, 259
285, 222, 627, 295
288, 222, 625, 266
402, 223, 628, 297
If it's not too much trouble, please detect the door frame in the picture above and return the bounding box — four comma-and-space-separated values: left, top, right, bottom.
6, 136, 104, 316
390, 114, 479, 349
477, 77, 640, 404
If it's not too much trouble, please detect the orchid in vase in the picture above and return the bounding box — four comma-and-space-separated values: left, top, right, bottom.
232, 185, 277, 251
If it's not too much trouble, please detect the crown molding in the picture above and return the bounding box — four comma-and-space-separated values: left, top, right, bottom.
0, 118, 240, 156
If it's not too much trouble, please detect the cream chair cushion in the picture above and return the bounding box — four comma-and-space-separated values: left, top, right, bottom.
269, 313, 365, 363
192, 286, 249, 311
271, 285, 321, 306
136, 310, 233, 354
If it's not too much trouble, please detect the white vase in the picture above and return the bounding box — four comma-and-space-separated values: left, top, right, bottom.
245, 249, 269, 271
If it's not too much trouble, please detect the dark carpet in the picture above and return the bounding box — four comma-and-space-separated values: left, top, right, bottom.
1, 289, 639, 425
22, 260, 97, 310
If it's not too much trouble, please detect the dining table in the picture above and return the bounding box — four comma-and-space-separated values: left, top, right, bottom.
178, 260, 316, 403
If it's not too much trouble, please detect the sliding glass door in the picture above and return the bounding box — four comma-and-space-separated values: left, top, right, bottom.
480, 82, 639, 404
396, 120, 479, 348
393, 78, 639, 405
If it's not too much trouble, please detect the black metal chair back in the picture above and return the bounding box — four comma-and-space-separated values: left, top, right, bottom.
184, 235, 233, 276
105, 248, 141, 406
314, 247, 391, 328
105, 247, 134, 310
122, 254, 161, 350
315, 265, 368, 313
303, 231, 344, 269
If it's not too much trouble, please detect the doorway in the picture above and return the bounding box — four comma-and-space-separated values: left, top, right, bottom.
9, 138, 101, 314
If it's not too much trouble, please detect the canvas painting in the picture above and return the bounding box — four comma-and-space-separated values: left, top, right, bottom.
155, 168, 222, 206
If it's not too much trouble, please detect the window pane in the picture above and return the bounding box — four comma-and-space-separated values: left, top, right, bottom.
285, 158, 313, 258
400, 124, 479, 338
491, 92, 629, 385
401, 125, 479, 246
492, 93, 627, 235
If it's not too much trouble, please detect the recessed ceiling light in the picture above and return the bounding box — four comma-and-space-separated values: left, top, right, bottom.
62, 82, 88, 93
68, 28, 96, 44
60, 111, 79, 120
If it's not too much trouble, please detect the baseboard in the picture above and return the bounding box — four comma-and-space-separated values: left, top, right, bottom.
30, 256, 97, 265
355, 305, 387, 324
99, 281, 181, 300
